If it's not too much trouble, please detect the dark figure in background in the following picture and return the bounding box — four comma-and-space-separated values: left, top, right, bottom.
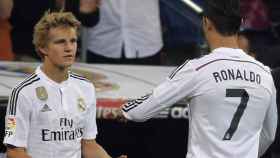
9, 0, 99, 61
239, 0, 280, 68
265, 0, 280, 40
159, 0, 202, 66
238, 31, 280, 158
259, 69, 280, 158
270, 68, 280, 158
86, 0, 163, 65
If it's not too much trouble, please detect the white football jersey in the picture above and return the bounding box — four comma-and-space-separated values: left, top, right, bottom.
122, 48, 277, 158
3, 67, 98, 158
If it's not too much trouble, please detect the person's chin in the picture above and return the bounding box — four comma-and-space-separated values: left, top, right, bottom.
59, 62, 73, 69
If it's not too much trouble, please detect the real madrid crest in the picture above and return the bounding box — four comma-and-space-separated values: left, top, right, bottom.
78, 97, 86, 112
36, 86, 48, 101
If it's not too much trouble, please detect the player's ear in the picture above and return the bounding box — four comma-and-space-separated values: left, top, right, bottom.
203, 16, 214, 31
38, 47, 48, 56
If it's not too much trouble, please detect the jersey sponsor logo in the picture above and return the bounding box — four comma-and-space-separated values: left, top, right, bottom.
5, 116, 16, 137
36, 86, 48, 101
77, 97, 86, 112
42, 128, 84, 141
42, 118, 84, 141
212, 69, 261, 84
40, 104, 52, 112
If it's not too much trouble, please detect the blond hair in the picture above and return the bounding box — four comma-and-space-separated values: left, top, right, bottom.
33, 11, 81, 58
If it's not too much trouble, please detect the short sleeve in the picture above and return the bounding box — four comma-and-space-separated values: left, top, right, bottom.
82, 84, 98, 139
3, 90, 32, 148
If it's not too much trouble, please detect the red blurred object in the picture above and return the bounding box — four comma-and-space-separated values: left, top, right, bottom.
97, 98, 126, 108
240, 0, 271, 30
0, 19, 14, 60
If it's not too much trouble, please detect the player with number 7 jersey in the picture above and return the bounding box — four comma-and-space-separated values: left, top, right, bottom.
122, 47, 277, 158
121, 0, 277, 157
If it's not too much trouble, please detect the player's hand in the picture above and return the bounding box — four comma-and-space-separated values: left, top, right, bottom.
79, 0, 100, 13
115, 108, 128, 123
116, 155, 127, 158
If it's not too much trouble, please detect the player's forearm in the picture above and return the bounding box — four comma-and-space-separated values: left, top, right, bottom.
122, 94, 165, 122
6, 147, 31, 158
0, 0, 13, 19
82, 139, 111, 158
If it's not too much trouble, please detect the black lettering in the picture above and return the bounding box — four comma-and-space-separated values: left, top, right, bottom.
250, 72, 255, 82
79, 128, 84, 137
256, 74, 261, 84
64, 130, 69, 140
69, 130, 75, 140
227, 69, 235, 80
51, 131, 61, 141
236, 69, 243, 80
213, 72, 222, 83
68, 119, 73, 128
221, 70, 228, 80
243, 70, 249, 81
60, 118, 66, 127
42, 129, 50, 141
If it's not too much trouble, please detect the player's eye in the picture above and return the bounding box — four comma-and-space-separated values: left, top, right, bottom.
53, 39, 67, 44
70, 38, 77, 43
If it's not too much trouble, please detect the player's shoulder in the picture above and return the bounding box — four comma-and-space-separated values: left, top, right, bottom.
11, 73, 41, 96
168, 54, 212, 79
185, 50, 235, 71
252, 58, 271, 73
191, 49, 270, 73
175, 53, 217, 73
69, 72, 94, 88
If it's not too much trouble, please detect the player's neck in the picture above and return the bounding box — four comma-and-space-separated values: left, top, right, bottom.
208, 34, 239, 51
41, 62, 69, 83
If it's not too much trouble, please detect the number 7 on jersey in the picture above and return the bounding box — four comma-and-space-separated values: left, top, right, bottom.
223, 89, 249, 140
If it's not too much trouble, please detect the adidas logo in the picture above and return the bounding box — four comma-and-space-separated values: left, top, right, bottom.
40, 104, 52, 112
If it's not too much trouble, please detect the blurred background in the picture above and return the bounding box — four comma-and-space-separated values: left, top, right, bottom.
1, 0, 279, 67
0, 0, 280, 158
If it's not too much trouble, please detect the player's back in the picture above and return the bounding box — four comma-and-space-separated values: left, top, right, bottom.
186, 48, 275, 158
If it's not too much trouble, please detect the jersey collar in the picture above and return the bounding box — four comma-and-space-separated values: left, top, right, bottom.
36, 66, 70, 88
211, 47, 245, 55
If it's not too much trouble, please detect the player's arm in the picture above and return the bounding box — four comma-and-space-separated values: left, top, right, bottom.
0, 0, 13, 19
82, 139, 127, 158
122, 63, 197, 122
81, 139, 111, 158
81, 84, 107, 158
6, 145, 31, 158
82, 84, 127, 158
3, 89, 32, 158
258, 86, 278, 156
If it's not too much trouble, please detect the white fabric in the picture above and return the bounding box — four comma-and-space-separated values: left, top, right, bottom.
3, 66, 98, 158
87, 0, 163, 58
123, 47, 277, 158
0, 153, 6, 158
